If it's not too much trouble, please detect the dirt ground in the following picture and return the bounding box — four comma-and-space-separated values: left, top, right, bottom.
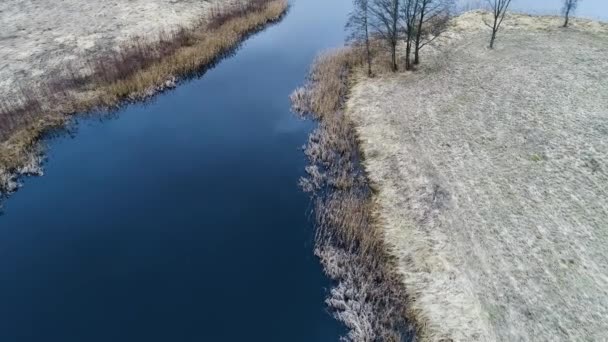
0, 0, 228, 98
347, 12, 608, 341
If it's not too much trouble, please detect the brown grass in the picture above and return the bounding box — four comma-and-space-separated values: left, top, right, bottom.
0, 0, 287, 195
291, 48, 413, 341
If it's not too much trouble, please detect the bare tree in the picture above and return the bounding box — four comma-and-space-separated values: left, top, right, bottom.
371, 0, 400, 71
347, 0, 373, 76
413, 0, 452, 65
401, 0, 420, 70
562, 0, 579, 27
483, 0, 512, 49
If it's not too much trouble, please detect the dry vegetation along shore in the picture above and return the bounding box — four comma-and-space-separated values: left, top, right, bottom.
0, 0, 287, 197
295, 10, 608, 342
292, 47, 414, 341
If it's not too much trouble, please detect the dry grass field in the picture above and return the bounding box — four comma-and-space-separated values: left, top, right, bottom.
346, 12, 608, 341
0, 0, 223, 97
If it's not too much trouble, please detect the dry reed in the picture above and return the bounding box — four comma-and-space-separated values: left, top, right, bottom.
291, 48, 413, 341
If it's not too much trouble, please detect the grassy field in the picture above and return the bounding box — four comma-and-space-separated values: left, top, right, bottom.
0, 0, 226, 98
346, 12, 608, 341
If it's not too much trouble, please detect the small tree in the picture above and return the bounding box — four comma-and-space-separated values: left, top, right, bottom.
483, 0, 512, 49
371, 0, 401, 71
401, 0, 420, 70
562, 0, 579, 27
347, 0, 374, 76
413, 0, 452, 65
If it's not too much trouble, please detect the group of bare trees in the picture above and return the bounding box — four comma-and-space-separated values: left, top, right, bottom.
347, 0, 452, 74
348, 0, 582, 76
482, 0, 580, 48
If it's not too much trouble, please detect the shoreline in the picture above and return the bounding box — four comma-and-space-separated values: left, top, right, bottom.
291, 49, 413, 341
0, 0, 288, 199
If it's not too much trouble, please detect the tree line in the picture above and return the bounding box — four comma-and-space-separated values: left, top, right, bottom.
348, 0, 581, 76
347, 0, 453, 74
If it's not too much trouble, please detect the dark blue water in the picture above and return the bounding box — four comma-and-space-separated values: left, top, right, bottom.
0, 0, 352, 340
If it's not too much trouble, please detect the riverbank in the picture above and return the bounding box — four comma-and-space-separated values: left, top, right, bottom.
295, 11, 608, 342
0, 0, 287, 196
291, 48, 413, 340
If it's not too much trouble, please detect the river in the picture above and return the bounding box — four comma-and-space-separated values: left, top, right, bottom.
1, 0, 606, 341
0, 0, 351, 340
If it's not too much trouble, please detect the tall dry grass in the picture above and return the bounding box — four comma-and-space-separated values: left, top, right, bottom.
0, 0, 287, 194
291, 48, 413, 341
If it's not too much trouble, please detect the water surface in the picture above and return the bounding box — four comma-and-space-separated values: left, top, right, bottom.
0, 0, 351, 340
2, 0, 606, 341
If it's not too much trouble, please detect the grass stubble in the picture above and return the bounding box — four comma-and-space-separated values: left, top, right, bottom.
0, 0, 288, 197
293, 11, 608, 342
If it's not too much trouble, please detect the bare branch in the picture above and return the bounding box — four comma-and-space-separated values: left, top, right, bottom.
371, 0, 400, 71
485, 0, 512, 49
347, 0, 374, 76
412, 0, 453, 65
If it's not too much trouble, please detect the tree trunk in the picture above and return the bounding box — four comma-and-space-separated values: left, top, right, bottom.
391, 43, 398, 71
391, 0, 399, 72
365, 25, 372, 77
489, 17, 498, 49
414, 11, 425, 65
405, 40, 412, 71
366, 39, 372, 77
414, 37, 421, 65
391, 43, 397, 72
564, 10, 570, 27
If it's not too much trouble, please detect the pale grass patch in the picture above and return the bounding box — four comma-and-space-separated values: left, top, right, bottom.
347, 12, 608, 342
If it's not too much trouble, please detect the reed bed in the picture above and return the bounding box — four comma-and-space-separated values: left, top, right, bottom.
291, 47, 413, 341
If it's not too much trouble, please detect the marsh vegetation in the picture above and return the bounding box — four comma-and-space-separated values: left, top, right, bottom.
292, 48, 414, 341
